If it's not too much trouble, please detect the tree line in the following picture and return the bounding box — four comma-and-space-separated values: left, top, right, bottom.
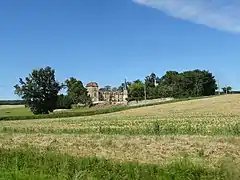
0, 100, 25, 105
126, 70, 218, 101
14, 66, 219, 115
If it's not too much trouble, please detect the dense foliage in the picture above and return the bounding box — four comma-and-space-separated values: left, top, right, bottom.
56, 94, 72, 109
128, 70, 218, 101
128, 80, 145, 101
65, 77, 92, 107
222, 86, 232, 94
14, 67, 62, 114
13, 67, 93, 115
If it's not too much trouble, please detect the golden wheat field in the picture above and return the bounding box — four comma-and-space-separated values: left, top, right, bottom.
1, 94, 240, 167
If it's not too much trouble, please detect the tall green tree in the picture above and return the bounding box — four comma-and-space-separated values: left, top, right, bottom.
128, 80, 144, 101
222, 86, 232, 94
65, 77, 92, 106
56, 94, 72, 109
14, 66, 62, 114
145, 73, 160, 99
158, 71, 181, 98
201, 70, 218, 96
145, 73, 158, 88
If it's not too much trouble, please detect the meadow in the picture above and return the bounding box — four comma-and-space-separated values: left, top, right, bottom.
0, 94, 240, 179
0, 104, 97, 117
0, 97, 210, 120
0, 105, 31, 117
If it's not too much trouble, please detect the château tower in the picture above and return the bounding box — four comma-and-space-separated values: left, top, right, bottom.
86, 82, 99, 103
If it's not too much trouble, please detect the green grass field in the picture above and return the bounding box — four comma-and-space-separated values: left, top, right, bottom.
0, 105, 94, 117
0, 104, 121, 119
0, 95, 240, 179
0, 106, 31, 117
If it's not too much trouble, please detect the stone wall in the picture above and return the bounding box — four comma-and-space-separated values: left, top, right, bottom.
127, 98, 174, 107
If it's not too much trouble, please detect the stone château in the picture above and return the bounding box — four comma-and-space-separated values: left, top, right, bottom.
86, 82, 128, 104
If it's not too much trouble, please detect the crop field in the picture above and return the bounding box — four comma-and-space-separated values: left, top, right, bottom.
0, 104, 122, 118
0, 94, 240, 179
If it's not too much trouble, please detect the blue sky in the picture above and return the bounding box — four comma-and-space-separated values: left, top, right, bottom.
1, 0, 240, 99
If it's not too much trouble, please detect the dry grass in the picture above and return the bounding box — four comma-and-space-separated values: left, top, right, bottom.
1, 95, 240, 166
0, 133, 240, 166
118, 94, 240, 117
1, 115, 240, 136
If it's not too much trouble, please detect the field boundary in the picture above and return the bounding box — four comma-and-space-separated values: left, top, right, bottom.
0, 95, 220, 121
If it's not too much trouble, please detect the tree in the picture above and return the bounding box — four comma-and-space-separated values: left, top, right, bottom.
142, 69, 218, 100
145, 73, 158, 88
112, 87, 118, 92
228, 86, 233, 93
158, 71, 181, 98
200, 70, 217, 96
104, 85, 111, 91
65, 77, 92, 106
157, 70, 217, 98
156, 84, 174, 98
133, 79, 142, 84
118, 81, 132, 91
222, 86, 232, 94
128, 80, 144, 101
145, 73, 160, 99
56, 94, 72, 109
14, 66, 62, 114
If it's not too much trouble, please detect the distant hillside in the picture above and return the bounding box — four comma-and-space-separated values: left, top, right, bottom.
119, 94, 240, 117
0, 100, 24, 105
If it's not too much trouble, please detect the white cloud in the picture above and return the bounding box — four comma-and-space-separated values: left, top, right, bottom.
133, 0, 240, 33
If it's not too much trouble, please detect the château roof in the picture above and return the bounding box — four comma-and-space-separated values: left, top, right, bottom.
86, 82, 98, 87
